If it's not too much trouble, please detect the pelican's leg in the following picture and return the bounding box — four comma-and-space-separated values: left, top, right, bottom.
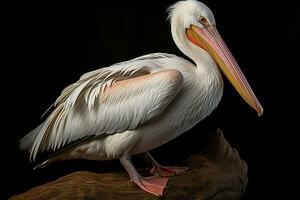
145, 152, 188, 177
120, 155, 169, 196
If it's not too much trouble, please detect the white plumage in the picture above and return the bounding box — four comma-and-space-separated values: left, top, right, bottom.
21, 53, 223, 161
20, 0, 262, 196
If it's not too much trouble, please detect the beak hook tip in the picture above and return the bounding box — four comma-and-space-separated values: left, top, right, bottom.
257, 107, 264, 117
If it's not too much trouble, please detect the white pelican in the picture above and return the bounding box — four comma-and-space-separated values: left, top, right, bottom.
20, 0, 263, 196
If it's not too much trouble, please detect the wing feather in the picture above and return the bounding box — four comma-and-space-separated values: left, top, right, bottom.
21, 53, 184, 161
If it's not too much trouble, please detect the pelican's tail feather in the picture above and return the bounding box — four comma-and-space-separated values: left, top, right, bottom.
33, 158, 55, 170
19, 123, 44, 152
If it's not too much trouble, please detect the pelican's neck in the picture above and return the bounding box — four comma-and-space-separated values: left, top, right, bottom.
171, 19, 218, 75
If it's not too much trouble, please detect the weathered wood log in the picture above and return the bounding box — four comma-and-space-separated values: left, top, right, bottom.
10, 129, 248, 200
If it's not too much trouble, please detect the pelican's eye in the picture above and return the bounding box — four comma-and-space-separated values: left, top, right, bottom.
198, 16, 208, 25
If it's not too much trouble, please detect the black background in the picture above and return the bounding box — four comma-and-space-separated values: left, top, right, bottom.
2, 0, 297, 199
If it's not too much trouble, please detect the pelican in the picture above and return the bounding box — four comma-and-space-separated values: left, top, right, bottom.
20, 0, 263, 196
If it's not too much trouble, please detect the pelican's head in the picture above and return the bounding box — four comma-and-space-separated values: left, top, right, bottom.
168, 0, 263, 116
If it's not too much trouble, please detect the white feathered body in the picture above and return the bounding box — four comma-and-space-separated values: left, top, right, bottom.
20, 53, 223, 163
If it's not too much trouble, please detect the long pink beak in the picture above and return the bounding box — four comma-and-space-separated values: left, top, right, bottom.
187, 25, 263, 116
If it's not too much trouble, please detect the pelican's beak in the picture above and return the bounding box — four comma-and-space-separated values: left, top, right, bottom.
187, 25, 263, 116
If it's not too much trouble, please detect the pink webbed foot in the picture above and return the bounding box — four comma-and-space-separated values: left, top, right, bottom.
134, 175, 169, 196
150, 166, 188, 177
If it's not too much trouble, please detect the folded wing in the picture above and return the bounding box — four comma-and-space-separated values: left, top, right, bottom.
21, 54, 184, 161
